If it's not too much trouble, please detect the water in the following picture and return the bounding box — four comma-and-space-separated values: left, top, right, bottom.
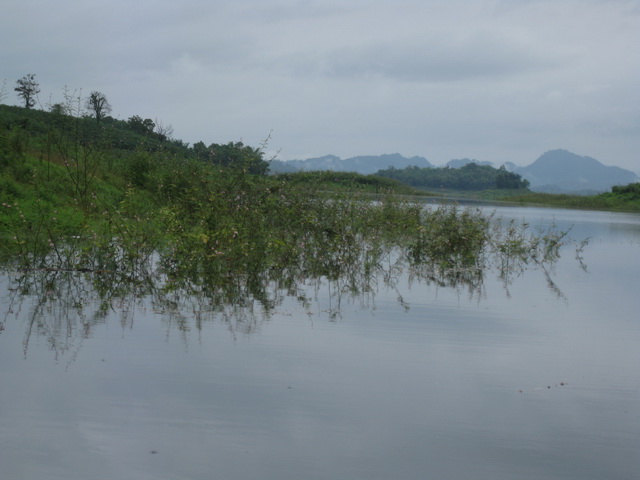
1, 205, 639, 480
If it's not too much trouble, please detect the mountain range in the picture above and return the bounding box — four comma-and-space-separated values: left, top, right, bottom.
271, 149, 638, 194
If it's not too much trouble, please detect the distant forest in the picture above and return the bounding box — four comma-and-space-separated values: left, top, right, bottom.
376, 163, 530, 191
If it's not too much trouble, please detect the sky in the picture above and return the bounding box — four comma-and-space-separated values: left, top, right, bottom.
2, 0, 639, 171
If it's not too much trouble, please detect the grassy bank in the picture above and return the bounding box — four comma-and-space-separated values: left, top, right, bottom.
411, 183, 640, 213
505, 189, 640, 213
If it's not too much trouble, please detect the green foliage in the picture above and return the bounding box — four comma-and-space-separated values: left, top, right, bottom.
496, 165, 529, 189
610, 182, 640, 200
0, 102, 577, 302
127, 115, 155, 135
0, 125, 29, 167
489, 218, 570, 284
377, 163, 529, 191
125, 150, 154, 188
407, 205, 489, 268
193, 141, 270, 175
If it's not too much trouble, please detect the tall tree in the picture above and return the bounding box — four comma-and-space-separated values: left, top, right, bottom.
15, 74, 40, 109
85, 91, 112, 124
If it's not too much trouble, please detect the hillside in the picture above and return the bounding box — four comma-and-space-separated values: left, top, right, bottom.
0, 104, 440, 274
4, 102, 540, 288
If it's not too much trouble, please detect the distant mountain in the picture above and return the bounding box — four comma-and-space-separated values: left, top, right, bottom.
268, 159, 299, 173
446, 158, 493, 168
271, 149, 637, 194
504, 149, 639, 194
270, 153, 432, 175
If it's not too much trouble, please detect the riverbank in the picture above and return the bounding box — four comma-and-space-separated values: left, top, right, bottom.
429, 188, 640, 213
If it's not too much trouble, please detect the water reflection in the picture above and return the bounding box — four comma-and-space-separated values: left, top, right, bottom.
0, 204, 590, 366
2, 207, 640, 480
3, 235, 579, 361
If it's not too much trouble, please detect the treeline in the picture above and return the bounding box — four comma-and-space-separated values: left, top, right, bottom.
610, 182, 640, 199
1, 102, 420, 192
1, 73, 270, 175
0, 103, 269, 176
376, 163, 530, 191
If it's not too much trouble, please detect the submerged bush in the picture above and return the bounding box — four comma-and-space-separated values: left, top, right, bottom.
0, 103, 575, 301
407, 205, 489, 268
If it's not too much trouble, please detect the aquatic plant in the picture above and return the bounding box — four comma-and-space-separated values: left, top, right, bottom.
1, 102, 580, 324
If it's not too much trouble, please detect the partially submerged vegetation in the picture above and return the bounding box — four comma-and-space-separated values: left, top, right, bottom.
1, 102, 581, 313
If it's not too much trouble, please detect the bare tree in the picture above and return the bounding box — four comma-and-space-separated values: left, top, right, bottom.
85, 91, 112, 123
0, 78, 8, 103
15, 74, 40, 109
62, 86, 83, 117
154, 118, 174, 142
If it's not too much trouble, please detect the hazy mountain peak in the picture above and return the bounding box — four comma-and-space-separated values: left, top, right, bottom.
513, 149, 639, 194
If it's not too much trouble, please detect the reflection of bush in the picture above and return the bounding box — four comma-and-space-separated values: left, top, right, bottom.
0, 103, 581, 357
3, 197, 579, 361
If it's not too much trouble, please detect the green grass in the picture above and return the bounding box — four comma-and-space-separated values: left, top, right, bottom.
390, 182, 640, 213
505, 191, 640, 212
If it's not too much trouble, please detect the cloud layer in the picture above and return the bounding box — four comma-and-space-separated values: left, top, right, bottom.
2, 0, 639, 170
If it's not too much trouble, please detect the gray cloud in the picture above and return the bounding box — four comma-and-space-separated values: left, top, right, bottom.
310, 35, 561, 82
1, 0, 639, 171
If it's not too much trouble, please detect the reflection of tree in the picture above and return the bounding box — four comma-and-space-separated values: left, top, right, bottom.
5, 270, 111, 362
2, 266, 161, 363
2, 218, 582, 360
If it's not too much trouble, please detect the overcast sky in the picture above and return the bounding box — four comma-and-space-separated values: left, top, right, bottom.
2, 0, 639, 170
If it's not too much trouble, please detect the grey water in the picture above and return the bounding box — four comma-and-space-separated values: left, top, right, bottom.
1, 205, 639, 480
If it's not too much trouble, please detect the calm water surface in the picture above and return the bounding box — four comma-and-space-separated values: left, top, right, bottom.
1, 205, 639, 480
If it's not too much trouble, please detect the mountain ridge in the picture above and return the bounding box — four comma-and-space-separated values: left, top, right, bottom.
271, 149, 638, 194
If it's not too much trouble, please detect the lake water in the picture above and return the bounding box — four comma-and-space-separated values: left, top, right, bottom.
1, 205, 639, 480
